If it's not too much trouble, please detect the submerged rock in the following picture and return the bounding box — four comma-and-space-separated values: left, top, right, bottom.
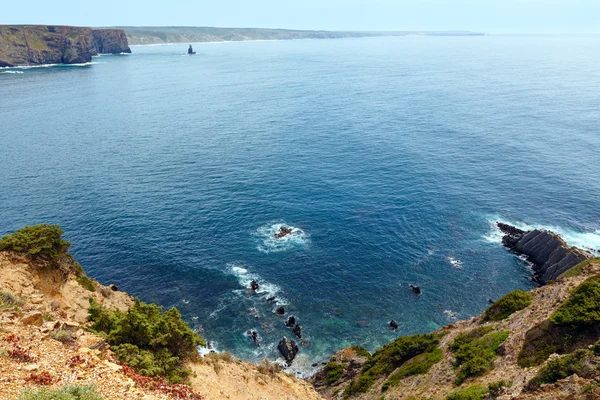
497, 222, 591, 284
278, 336, 299, 363
409, 284, 422, 294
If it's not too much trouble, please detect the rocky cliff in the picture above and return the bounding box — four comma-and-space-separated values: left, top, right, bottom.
497, 222, 591, 284
0, 25, 130, 67
92, 29, 131, 54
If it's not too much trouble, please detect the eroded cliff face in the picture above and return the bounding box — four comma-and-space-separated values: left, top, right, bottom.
92, 29, 131, 54
0, 25, 130, 67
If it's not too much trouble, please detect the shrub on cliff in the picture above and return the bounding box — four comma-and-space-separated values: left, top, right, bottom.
0, 224, 70, 260
519, 275, 600, 367
526, 349, 594, 390
18, 384, 103, 400
482, 290, 533, 321
450, 328, 509, 385
343, 333, 441, 397
445, 384, 489, 400
381, 348, 443, 392
88, 298, 205, 384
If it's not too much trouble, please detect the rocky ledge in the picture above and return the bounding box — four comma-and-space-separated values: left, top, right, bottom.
0, 25, 131, 67
497, 222, 591, 284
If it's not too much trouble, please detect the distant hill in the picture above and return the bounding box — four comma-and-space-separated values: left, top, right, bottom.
118, 26, 484, 45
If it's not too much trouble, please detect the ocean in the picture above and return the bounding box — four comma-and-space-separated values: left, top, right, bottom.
1, 35, 599, 376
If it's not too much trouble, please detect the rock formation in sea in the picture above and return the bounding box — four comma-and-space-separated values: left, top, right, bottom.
497, 222, 591, 284
0, 25, 131, 67
278, 336, 299, 363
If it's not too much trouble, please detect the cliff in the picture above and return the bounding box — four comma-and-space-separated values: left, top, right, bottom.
92, 29, 131, 54
0, 225, 322, 400
312, 256, 600, 400
0, 25, 130, 67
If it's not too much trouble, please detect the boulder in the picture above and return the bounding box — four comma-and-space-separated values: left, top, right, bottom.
108, 284, 119, 292
250, 280, 259, 291
497, 222, 591, 284
389, 320, 399, 330
278, 336, 299, 363
20, 312, 44, 326
285, 316, 296, 327
276, 306, 285, 315
293, 324, 302, 339
409, 284, 422, 294
274, 227, 293, 239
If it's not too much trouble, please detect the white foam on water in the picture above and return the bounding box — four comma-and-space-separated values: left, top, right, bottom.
255, 222, 310, 253
0, 71, 24, 74
483, 217, 600, 255
444, 310, 458, 320
227, 263, 288, 305
447, 256, 463, 269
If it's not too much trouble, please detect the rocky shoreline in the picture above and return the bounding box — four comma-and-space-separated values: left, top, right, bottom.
0, 25, 131, 67
496, 222, 591, 284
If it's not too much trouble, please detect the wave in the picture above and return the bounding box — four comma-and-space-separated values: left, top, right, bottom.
0, 71, 24, 74
483, 216, 600, 255
0, 62, 96, 71
227, 263, 288, 305
255, 222, 310, 253
447, 256, 463, 269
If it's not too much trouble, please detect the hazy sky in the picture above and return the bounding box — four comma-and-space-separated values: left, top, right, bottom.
2, 0, 599, 34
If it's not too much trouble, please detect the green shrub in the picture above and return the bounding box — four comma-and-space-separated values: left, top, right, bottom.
449, 327, 493, 351
323, 362, 345, 385
488, 380, 511, 395
0, 290, 25, 308
343, 333, 440, 397
451, 329, 509, 385
446, 385, 489, 400
381, 349, 443, 392
527, 349, 594, 390
483, 290, 533, 321
17, 384, 103, 400
349, 345, 371, 358
76, 275, 96, 292
550, 276, 600, 326
87, 298, 204, 384
0, 224, 70, 260
51, 330, 77, 345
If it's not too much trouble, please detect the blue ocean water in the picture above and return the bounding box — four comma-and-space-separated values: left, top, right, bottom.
1, 35, 600, 375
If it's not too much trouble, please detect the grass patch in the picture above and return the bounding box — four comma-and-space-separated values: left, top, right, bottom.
381, 349, 443, 392
323, 362, 345, 385
343, 333, 440, 397
482, 290, 533, 322
450, 328, 509, 385
445, 384, 489, 400
488, 380, 511, 395
88, 298, 204, 384
17, 384, 103, 400
349, 345, 371, 358
519, 275, 600, 367
0, 290, 24, 309
0, 224, 70, 261
526, 349, 594, 390
76, 275, 96, 292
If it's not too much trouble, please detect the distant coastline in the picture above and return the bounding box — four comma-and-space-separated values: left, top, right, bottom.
117, 26, 484, 45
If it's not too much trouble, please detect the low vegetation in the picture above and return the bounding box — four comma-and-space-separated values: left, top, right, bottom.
526, 349, 595, 390
482, 290, 533, 321
0, 290, 24, 309
323, 362, 345, 385
519, 275, 600, 367
76, 275, 96, 292
87, 298, 204, 384
381, 349, 443, 392
445, 384, 489, 400
560, 258, 600, 279
257, 358, 282, 376
343, 333, 441, 397
17, 385, 104, 400
450, 327, 509, 385
0, 224, 70, 260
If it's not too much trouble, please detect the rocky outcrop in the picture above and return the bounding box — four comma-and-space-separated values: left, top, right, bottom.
92, 29, 131, 54
278, 337, 299, 363
0, 25, 130, 67
497, 222, 591, 284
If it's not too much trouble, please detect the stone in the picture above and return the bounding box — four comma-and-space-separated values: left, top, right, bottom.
278, 336, 299, 363
276, 306, 285, 315
389, 320, 399, 330
274, 227, 293, 239
24, 364, 40, 371
293, 324, 302, 339
250, 280, 259, 291
20, 312, 44, 326
108, 284, 119, 292
409, 284, 422, 294
285, 316, 296, 327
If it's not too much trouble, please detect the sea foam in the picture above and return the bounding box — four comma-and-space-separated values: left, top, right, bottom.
255, 222, 310, 253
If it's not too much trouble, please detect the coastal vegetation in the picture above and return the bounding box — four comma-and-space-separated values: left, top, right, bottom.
17, 385, 103, 400
526, 349, 595, 390
518, 275, 600, 367
450, 327, 509, 385
482, 289, 533, 321
87, 297, 205, 384
0, 224, 70, 261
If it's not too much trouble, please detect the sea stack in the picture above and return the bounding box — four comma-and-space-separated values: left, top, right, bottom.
278, 336, 299, 363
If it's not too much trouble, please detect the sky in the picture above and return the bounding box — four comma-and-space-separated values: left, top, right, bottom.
2, 0, 599, 34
